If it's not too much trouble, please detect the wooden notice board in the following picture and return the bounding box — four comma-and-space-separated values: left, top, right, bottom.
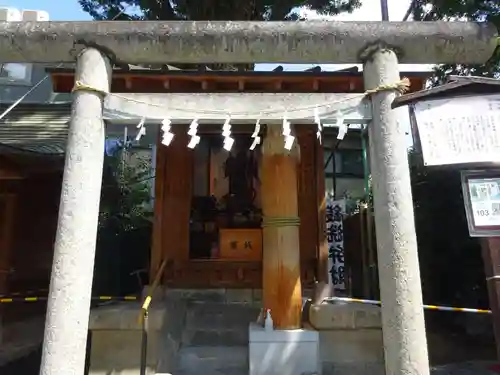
219, 228, 262, 261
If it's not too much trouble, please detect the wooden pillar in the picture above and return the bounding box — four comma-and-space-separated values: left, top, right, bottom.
261, 124, 302, 329
151, 125, 193, 282
481, 237, 500, 359
315, 134, 328, 283
150, 128, 166, 278
296, 127, 319, 276
0, 194, 15, 295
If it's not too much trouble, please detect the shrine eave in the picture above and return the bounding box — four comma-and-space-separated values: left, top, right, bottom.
393, 75, 500, 108
47, 67, 431, 94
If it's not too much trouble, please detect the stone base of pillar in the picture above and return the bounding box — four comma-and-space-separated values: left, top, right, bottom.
309, 303, 384, 375
88, 303, 167, 375
248, 323, 320, 375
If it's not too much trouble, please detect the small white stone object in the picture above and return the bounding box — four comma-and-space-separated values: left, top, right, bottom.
264, 309, 273, 331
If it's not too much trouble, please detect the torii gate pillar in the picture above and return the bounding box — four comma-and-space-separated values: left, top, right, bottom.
39, 48, 112, 375
363, 45, 430, 375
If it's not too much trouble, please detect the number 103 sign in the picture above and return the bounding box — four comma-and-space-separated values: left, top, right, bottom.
462, 170, 500, 236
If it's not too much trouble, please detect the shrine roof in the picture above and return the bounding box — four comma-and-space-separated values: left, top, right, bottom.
47, 65, 431, 94
393, 75, 500, 108
46, 63, 432, 77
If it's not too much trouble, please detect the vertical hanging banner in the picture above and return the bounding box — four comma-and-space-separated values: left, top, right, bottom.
326, 198, 346, 291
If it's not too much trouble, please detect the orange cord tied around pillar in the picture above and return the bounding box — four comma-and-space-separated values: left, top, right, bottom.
262, 216, 301, 227
364, 77, 411, 96
71, 80, 109, 96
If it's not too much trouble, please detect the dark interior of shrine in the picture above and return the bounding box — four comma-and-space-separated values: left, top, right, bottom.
189, 133, 262, 260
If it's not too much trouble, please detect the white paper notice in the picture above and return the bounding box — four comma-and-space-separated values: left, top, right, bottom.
414, 94, 500, 166
468, 177, 500, 227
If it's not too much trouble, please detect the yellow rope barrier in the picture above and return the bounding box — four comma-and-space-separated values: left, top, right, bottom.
325, 296, 492, 314
0, 295, 138, 303
138, 259, 167, 326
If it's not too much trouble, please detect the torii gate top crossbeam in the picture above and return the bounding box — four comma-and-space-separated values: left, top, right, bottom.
0, 21, 496, 64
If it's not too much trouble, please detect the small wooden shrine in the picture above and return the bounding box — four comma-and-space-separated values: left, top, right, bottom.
49, 65, 428, 329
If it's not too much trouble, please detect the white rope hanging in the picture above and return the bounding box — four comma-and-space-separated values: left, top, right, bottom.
135, 117, 146, 141
187, 118, 200, 149
222, 115, 234, 151
249, 119, 261, 151
314, 107, 322, 144
282, 116, 295, 151
161, 118, 174, 146
122, 76, 411, 150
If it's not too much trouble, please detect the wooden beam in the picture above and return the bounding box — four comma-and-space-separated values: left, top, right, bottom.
261, 124, 302, 329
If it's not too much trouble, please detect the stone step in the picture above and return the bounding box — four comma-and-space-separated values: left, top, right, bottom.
176, 346, 248, 374
182, 302, 259, 346
171, 370, 247, 375
185, 302, 260, 331
182, 328, 249, 346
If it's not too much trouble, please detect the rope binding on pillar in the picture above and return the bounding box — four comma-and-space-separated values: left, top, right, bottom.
262, 216, 301, 227
72, 80, 109, 96
364, 77, 411, 96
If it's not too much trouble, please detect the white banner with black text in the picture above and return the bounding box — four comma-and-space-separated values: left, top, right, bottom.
326, 199, 346, 291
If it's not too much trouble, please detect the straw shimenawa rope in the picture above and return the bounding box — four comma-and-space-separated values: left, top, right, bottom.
364, 77, 411, 95
262, 216, 301, 227
72, 80, 109, 95
70, 77, 411, 117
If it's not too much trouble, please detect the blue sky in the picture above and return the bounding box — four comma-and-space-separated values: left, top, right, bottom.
4, 0, 407, 21
4, 0, 92, 20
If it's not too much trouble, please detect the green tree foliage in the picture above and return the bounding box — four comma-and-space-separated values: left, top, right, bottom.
409, 0, 500, 84
78, 0, 361, 70
79, 0, 361, 21
98, 148, 153, 233
92, 147, 153, 297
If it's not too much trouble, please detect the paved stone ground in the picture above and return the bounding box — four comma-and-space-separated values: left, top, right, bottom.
0, 311, 497, 375
0, 346, 41, 375
1, 351, 500, 375
0, 315, 45, 367
2, 356, 500, 375
432, 362, 500, 375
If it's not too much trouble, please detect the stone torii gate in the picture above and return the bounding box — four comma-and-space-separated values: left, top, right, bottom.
0, 21, 496, 375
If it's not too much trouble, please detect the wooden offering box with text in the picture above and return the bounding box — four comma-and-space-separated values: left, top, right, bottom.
219, 228, 262, 261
